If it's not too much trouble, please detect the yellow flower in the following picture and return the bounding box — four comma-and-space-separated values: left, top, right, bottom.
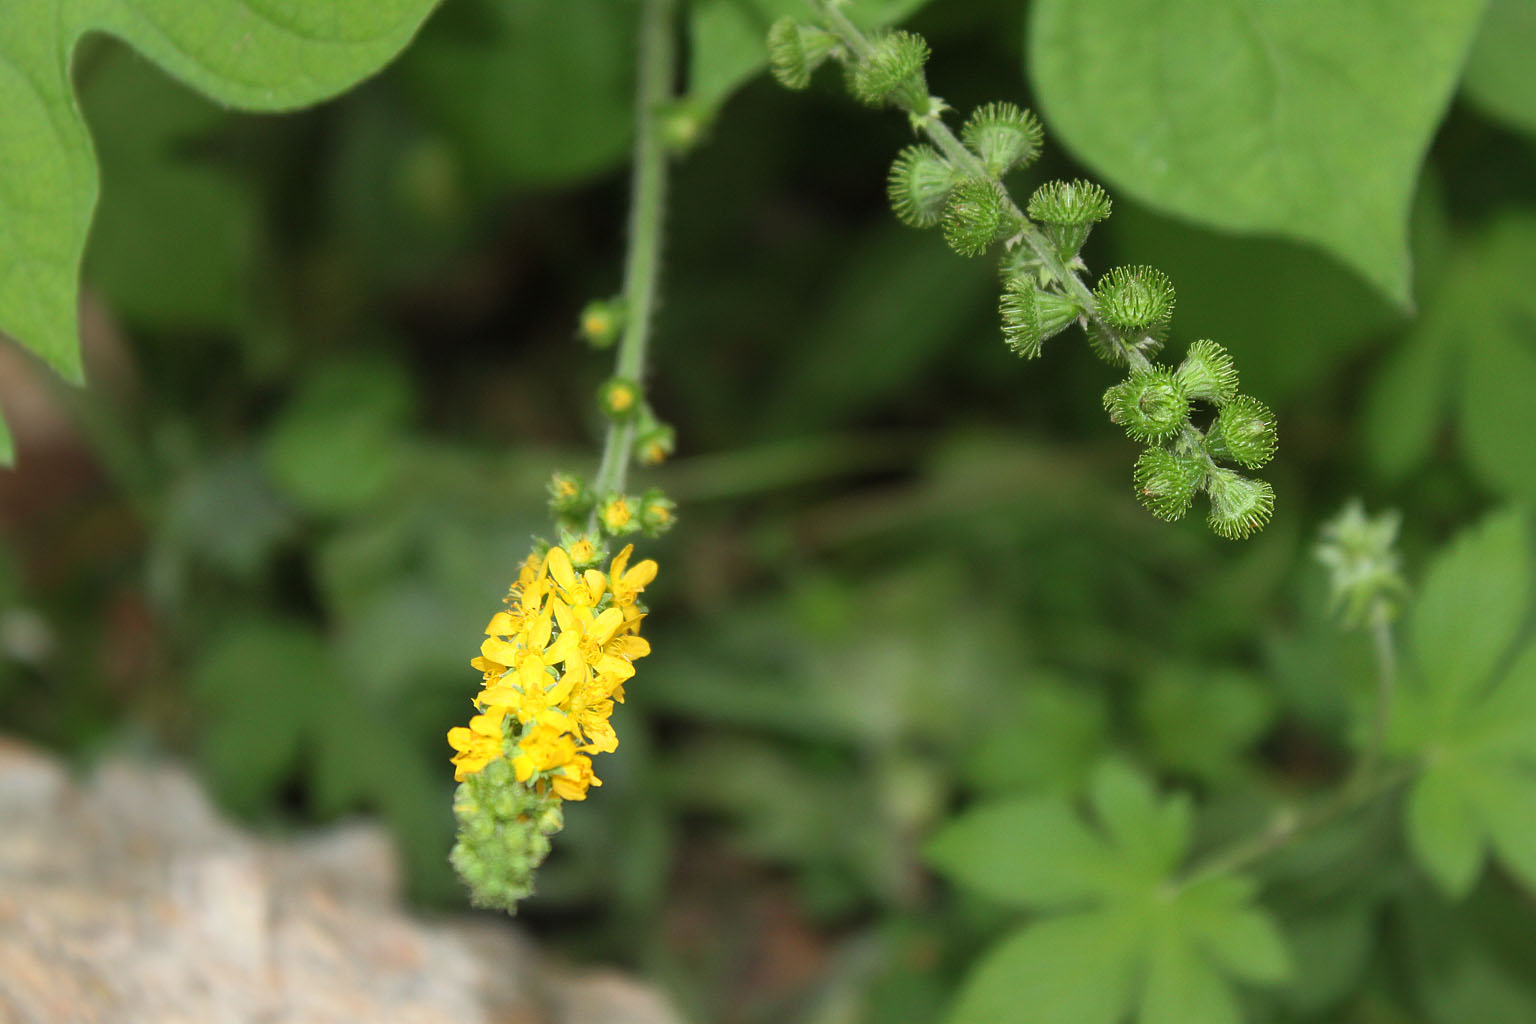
551, 754, 602, 801
511, 723, 579, 783
608, 544, 658, 617
447, 709, 507, 781
545, 545, 609, 612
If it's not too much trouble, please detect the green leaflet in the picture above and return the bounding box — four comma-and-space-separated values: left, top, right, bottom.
1389, 507, 1536, 899
1028, 0, 1487, 307
0, 0, 441, 449
689, 0, 931, 112
1462, 0, 1536, 138
926, 761, 1291, 1024
1364, 216, 1536, 503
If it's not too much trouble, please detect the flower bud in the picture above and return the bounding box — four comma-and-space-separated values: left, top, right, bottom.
1132, 447, 1207, 521
1027, 180, 1111, 260
999, 275, 1081, 358
1175, 339, 1240, 406
961, 103, 1043, 177
598, 377, 641, 421
1094, 266, 1176, 331
658, 99, 710, 154
1206, 468, 1275, 539
1103, 367, 1189, 443
559, 529, 608, 569
848, 30, 931, 110
1207, 395, 1277, 468
599, 493, 642, 536
943, 178, 1017, 258
767, 17, 839, 91
578, 299, 624, 348
634, 423, 676, 466
888, 145, 957, 229
640, 487, 677, 536
547, 471, 592, 519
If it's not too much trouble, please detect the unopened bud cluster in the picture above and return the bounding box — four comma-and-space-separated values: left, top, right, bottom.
768, 6, 1279, 539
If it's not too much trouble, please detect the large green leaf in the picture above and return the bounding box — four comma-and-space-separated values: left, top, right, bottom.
1028, 0, 1487, 305
0, 0, 440, 392
1365, 215, 1536, 501
1462, 0, 1536, 138
929, 761, 1291, 1024
1391, 509, 1536, 899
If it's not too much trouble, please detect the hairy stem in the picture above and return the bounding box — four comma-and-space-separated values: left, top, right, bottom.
812, 0, 1151, 372
591, 0, 675, 507
1357, 605, 1398, 786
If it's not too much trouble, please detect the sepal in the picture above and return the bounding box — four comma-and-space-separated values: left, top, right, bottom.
961, 102, 1043, 177
847, 30, 931, 110
1027, 179, 1111, 259
1093, 265, 1176, 331
1175, 339, 1240, 405
1133, 447, 1207, 521
1207, 395, 1278, 468
999, 276, 1081, 358
888, 145, 957, 228
1103, 367, 1189, 443
1205, 469, 1275, 539
943, 178, 1018, 258
767, 18, 839, 90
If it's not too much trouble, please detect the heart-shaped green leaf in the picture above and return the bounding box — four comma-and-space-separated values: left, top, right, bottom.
1028, 0, 1487, 306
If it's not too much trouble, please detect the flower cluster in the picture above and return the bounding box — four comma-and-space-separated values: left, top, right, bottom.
446, 540, 656, 908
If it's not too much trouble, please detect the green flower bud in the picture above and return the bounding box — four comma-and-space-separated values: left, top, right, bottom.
848, 30, 931, 109
599, 492, 642, 536
1094, 266, 1176, 331
1175, 339, 1240, 406
887, 145, 957, 229
961, 102, 1043, 178
658, 98, 710, 154
1103, 367, 1189, 443
557, 528, 608, 569
547, 471, 592, 519
943, 178, 1016, 258
640, 487, 677, 536
999, 276, 1082, 358
1027, 179, 1112, 259
1315, 500, 1406, 628
451, 766, 564, 912
767, 17, 839, 91
1133, 447, 1207, 521
578, 299, 625, 348
598, 377, 641, 421
1207, 395, 1277, 468
634, 422, 676, 466
1206, 468, 1275, 540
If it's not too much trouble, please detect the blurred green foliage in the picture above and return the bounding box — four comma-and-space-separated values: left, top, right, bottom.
2, 0, 1536, 1022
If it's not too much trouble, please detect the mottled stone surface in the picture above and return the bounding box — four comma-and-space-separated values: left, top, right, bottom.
0, 739, 679, 1024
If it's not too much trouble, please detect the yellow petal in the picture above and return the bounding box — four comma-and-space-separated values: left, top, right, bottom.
485, 610, 518, 636
583, 569, 608, 602
480, 636, 520, 665
621, 558, 658, 591
610, 544, 633, 582
446, 726, 472, 752
545, 630, 578, 665
611, 635, 650, 660
591, 606, 626, 645
596, 654, 636, 682
526, 609, 554, 651
545, 545, 577, 591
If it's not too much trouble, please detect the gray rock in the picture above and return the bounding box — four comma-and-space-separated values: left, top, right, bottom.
0, 739, 682, 1024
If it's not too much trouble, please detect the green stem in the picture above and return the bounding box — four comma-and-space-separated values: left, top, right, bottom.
1355, 605, 1398, 786
591, 0, 675, 507
812, 0, 1150, 372
1176, 766, 1413, 891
